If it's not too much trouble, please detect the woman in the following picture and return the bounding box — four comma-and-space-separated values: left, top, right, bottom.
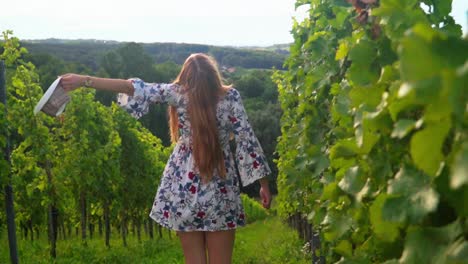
60, 53, 272, 264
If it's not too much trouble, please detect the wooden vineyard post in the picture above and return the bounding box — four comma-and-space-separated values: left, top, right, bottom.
1, 60, 19, 264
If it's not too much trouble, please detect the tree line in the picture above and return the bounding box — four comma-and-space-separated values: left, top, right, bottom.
22, 40, 287, 72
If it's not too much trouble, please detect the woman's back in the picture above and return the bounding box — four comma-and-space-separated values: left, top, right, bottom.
117, 78, 270, 230
173, 85, 235, 146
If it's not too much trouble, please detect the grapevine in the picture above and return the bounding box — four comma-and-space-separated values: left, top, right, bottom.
275, 0, 468, 262
0, 31, 169, 255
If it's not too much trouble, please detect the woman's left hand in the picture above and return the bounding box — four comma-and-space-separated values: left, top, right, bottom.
259, 186, 272, 209
60, 73, 85, 92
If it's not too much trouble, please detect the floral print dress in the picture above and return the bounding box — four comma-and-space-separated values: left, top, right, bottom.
117, 78, 271, 232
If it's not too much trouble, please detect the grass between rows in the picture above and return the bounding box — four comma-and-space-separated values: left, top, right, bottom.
1, 214, 310, 263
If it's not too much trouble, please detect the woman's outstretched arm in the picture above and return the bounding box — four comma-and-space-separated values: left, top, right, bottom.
60, 73, 135, 96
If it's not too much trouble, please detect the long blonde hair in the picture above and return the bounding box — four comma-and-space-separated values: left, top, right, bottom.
169, 53, 229, 183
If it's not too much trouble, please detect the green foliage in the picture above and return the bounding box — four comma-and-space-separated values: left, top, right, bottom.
114, 43, 156, 80
2, 30, 59, 233
0, 31, 171, 252
153, 61, 181, 83
241, 194, 269, 223
111, 103, 169, 225
275, 1, 468, 263
236, 74, 265, 97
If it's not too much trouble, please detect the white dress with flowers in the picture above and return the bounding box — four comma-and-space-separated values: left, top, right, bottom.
117, 78, 271, 232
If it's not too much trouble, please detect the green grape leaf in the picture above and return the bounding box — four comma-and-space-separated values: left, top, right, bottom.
383, 166, 439, 224
373, 0, 427, 40
382, 196, 408, 223
330, 139, 360, 159
338, 166, 366, 196
423, 91, 452, 124
381, 260, 399, 264
370, 194, 400, 242
363, 108, 393, 132
349, 39, 375, 65
400, 220, 463, 264
451, 143, 468, 189
398, 77, 442, 105
354, 108, 384, 153
313, 155, 330, 177
356, 178, 372, 202
399, 25, 444, 82
355, 126, 380, 154
349, 86, 385, 109
446, 237, 468, 262
448, 63, 468, 123
336, 41, 349, 60
361, 126, 380, 154
334, 239, 353, 258
378, 65, 398, 84
330, 6, 349, 30
322, 211, 353, 242
348, 64, 380, 86
332, 92, 351, 122
347, 39, 379, 86
432, 0, 452, 19
388, 84, 417, 121
391, 119, 416, 139
294, 0, 309, 8
322, 182, 340, 201
410, 123, 450, 176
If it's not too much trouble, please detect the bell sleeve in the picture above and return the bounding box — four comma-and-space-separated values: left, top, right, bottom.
230, 89, 271, 187
117, 78, 179, 119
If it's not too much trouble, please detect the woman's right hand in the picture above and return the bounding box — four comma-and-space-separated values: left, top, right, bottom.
60, 73, 85, 92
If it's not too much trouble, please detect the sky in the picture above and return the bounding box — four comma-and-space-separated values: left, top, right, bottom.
1, 0, 467, 46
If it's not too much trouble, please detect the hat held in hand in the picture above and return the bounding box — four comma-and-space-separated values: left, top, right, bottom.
34, 77, 70, 117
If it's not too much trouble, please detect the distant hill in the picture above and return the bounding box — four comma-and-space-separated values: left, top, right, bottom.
23, 38, 120, 45
239, 43, 290, 55
21, 39, 289, 71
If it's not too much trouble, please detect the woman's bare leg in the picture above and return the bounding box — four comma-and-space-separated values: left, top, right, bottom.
205, 229, 236, 264
177, 231, 207, 264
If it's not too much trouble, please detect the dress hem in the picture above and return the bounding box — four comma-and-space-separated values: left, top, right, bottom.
149, 213, 246, 232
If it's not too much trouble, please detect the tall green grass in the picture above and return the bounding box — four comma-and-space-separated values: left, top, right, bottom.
0, 229, 183, 264
233, 217, 311, 264
1, 197, 310, 263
